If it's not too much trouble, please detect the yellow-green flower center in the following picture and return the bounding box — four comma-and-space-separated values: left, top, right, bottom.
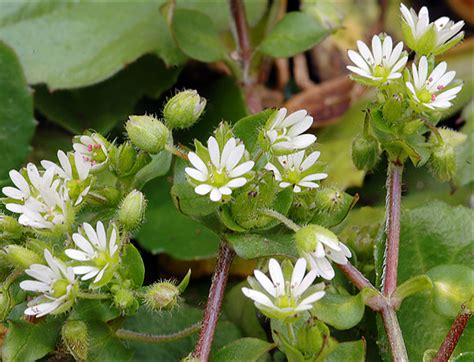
417, 89, 432, 103
373, 65, 389, 79
211, 169, 228, 187
52, 279, 69, 298
287, 169, 301, 184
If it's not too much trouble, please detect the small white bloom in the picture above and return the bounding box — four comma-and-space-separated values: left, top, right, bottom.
65, 221, 120, 285
242, 258, 325, 319
185, 136, 254, 202
73, 133, 109, 171
406, 56, 463, 110
265, 150, 327, 193
400, 3, 464, 55
2, 165, 70, 230
296, 225, 351, 280
19, 249, 76, 317
347, 35, 408, 85
263, 108, 316, 154
41, 151, 91, 206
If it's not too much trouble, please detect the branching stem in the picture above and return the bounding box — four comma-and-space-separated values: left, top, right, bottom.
116, 322, 201, 344
193, 242, 235, 361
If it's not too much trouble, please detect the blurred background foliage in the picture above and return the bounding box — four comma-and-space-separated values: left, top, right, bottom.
0, 0, 472, 360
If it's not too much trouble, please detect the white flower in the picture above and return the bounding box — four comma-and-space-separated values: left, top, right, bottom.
406, 56, 463, 110
296, 225, 351, 280
41, 151, 91, 206
400, 3, 464, 55
265, 150, 327, 193
73, 133, 109, 171
19, 249, 76, 317
242, 258, 325, 319
2, 165, 70, 229
263, 108, 316, 154
185, 136, 254, 202
65, 221, 120, 285
347, 35, 408, 85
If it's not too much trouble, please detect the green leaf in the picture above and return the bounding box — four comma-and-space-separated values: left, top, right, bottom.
213, 338, 275, 362
2, 304, 64, 361
317, 102, 367, 190
35, 56, 181, 134
376, 201, 474, 360
312, 289, 369, 330
119, 243, 145, 287
393, 275, 433, 306
121, 305, 242, 360
223, 282, 267, 340
171, 9, 226, 62
226, 231, 298, 260
0, 2, 185, 89
259, 12, 330, 58
68, 299, 120, 322
132, 149, 172, 190
324, 340, 366, 362
427, 264, 474, 318
0, 41, 35, 181
88, 320, 133, 362
451, 352, 474, 362
137, 177, 219, 260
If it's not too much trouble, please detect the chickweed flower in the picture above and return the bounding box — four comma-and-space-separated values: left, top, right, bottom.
73, 133, 110, 172
265, 150, 328, 193
185, 136, 254, 202
242, 258, 325, 320
347, 35, 408, 86
262, 108, 316, 154
2, 165, 71, 230
400, 3, 464, 55
406, 56, 462, 111
41, 150, 91, 206
19, 249, 77, 317
65, 221, 120, 286
295, 225, 352, 280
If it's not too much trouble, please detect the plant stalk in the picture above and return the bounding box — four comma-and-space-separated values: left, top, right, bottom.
434, 309, 472, 362
229, 0, 262, 113
383, 162, 403, 297
337, 262, 376, 292
77, 291, 111, 300
116, 322, 201, 344
193, 242, 235, 361
381, 306, 409, 361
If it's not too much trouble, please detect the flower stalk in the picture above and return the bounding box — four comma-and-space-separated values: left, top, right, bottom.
116, 322, 202, 344
193, 242, 235, 360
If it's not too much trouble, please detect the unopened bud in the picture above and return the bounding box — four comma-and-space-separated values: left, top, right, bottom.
2, 245, 42, 269
113, 288, 139, 315
86, 187, 121, 207
352, 134, 380, 171
126, 115, 169, 154
0, 292, 12, 321
295, 224, 339, 253
62, 320, 88, 361
118, 190, 146, 231
429, 143, 456, 182
111, 142, 137, 177
313, 187, 344, 213
0, 215, 22, 240
144, 282, 180, 311
163, 90, 206, 130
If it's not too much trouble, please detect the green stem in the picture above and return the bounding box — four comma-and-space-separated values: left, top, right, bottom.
116, 322, 201, 344
286, 322, 296, 345
258, 208, 301, 232
77, 291, 111, 300
165, 144, 188, 161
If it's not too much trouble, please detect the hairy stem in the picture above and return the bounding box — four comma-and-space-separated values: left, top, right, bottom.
383, 162, 403, 297
116, 322, 201, 344
434, 309, 472, 362
337, 262, 377, 292
77, 291, 111, 300
259, 208, 301, 232
193, 242, 235, 361
381, 306, 409, 361
165, 144, 189, 161
229, 0, 262, 113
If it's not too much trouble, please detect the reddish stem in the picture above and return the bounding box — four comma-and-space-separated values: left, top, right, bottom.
434, 310, 472, 362
383, 162, 403, 297
381, 306, 409, 361
193, 242, 235, 361
337, 262, 375, 291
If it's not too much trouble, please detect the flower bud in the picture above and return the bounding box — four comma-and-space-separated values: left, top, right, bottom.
86, 187, 121, 207
351, 134, 380, 171
113, 287, 139, 315
428, 143, 456, 182
313, 187, 344, 213
163, 90, 206, 130
126, 115, 169, 154
117, 190, 147, 231
143, 282, 180, 311
0, 292, 12, 321
295, 224, 338, 253
0, 215, 22, 241
62, 320, 88, 361
2, 245, 42, 269
111, 142, 137, 177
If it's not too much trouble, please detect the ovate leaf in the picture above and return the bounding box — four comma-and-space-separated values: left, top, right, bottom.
119, 243, 145, 287
226, 232, 298, 259
213, 338, 275, 362
0, 41, 35, 182
259, 12, 330, 58
324, 340, 366, 362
